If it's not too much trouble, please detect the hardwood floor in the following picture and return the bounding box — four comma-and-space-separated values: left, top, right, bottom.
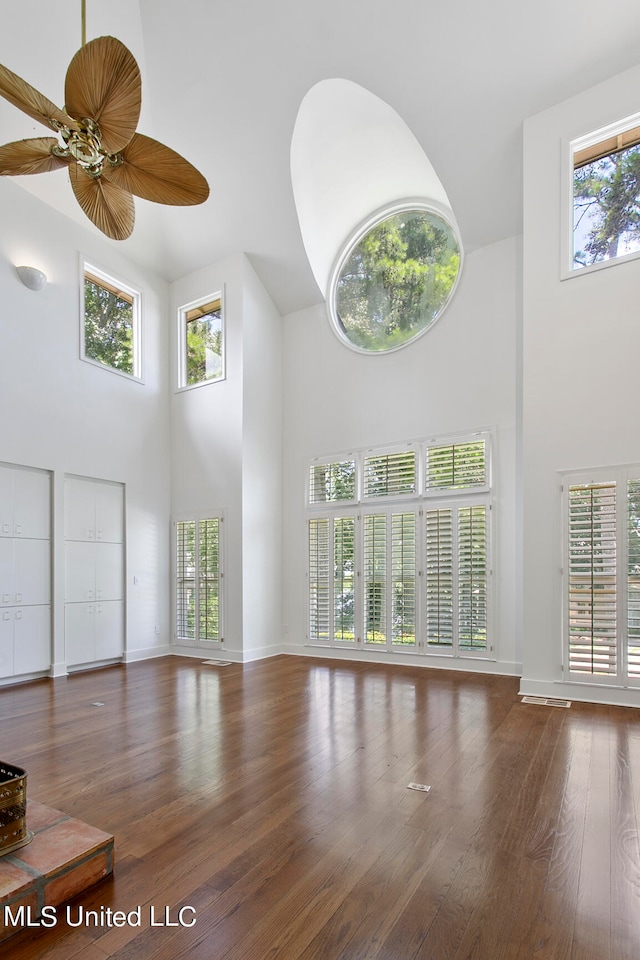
2, 655, 640, 959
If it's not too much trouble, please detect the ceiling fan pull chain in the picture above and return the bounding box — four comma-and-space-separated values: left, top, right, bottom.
81, 0, 87, 48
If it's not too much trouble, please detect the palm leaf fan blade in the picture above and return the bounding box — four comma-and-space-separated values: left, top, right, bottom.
65, 37, 141, 154
102, 133, 209, 205
0, 63, 77, 132
0, 138, 71, 175
69, 165, 134, 240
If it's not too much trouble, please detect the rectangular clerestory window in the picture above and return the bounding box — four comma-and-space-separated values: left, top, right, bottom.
569, 114, 640, 274
178, 294, 224, 389
81, 262, 142, 379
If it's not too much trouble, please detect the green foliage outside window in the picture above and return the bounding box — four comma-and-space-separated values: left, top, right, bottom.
335, 209, 460, 352
186, 307, 223, 386
84, 276, 134, 375
573, 143, 640, 267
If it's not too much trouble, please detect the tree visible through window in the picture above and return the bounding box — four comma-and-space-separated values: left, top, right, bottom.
83, 267, 140, 377
181, 296, 224, 387
573, 122, 640, 269
331, 206, 461, 352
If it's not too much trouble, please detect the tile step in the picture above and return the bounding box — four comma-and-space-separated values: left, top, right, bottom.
0, 800, 114, 942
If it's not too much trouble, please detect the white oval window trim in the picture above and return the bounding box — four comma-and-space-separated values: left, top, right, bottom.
327, 199, 463, 355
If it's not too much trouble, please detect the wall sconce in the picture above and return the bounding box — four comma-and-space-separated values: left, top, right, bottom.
16, 265, 47, 291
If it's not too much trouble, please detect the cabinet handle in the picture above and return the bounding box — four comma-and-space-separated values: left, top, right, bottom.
87, 590, 94, 600
15, 593, 22, 604
97, 530, 103, 540
15, 610, 22, 620
2, 594, 10, 604
2, 612, 9, 621
14, 524, 22, 535
2, 523, 9, 535
88, 529, 94, 539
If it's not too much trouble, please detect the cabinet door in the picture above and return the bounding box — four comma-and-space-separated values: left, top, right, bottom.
0, 466, 13, 537
13, 468, 50, 539
0, 538, 14, 605
65, 603, 95, 666
65, 541, 97, 601
65, 477, 98, 541
95, 543, 123, 600
95, 601, 124, 660
0, 611, 14, 677
13, 605, 51, 675
14, 539, 50, 606
95, 484, 124, 543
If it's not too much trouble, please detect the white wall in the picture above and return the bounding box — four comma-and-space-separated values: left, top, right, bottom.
241, 258, 283, 661
281, 237, 520, 674
0, 178, 172, 671
169, 254, 282, 661
521, 64, 640, 706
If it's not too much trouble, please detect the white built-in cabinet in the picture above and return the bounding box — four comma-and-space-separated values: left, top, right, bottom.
0, 464, 51, 679
64, 477, 124, 667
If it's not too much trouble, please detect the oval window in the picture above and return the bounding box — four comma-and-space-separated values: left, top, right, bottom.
329, 205, 462, 353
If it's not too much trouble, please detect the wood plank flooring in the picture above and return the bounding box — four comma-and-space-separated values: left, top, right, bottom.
1, 655, 640, 959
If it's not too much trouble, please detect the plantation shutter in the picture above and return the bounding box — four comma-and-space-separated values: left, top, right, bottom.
309, 518, 330, 642
425, 508, 454, 647
458, 505, 488, 649
334, 517, 356, 642
426, 439, 486, 491
568, 482, 617, 675
364, 514, 387, 643
199, 518, 220, 641
628, 480, 640, 678
309, 460, 356, 503
391, 513, 417, 647
363, 451, 416, 498
176, 520, 196, 641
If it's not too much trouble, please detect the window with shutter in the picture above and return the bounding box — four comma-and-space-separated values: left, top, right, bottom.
363, 451, 416, 499
309, 460, 356, 504
306, 433, 492, 659
175, 515, 223, 647
309, 518, 330, 642
426, 438, 487, 492
425, 504, 487, 654
568, 482, 617, 675
564, 470, 640, 686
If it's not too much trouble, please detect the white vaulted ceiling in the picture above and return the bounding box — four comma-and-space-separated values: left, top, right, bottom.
2, 0, 640, 316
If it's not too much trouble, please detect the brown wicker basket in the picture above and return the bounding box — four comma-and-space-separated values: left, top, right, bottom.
0, 762, 32, 856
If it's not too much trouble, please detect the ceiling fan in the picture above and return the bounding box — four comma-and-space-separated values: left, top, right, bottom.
0, 7, 209, 240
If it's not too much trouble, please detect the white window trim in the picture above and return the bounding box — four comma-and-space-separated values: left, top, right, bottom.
561, 111, 640, 281
80, 257, 143, 382
172, 510, 225, 650
176, 287, 226, 392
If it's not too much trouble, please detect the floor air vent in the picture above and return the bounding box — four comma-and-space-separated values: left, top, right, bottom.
202, 660, 232, 667
521, 696, 571, 708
